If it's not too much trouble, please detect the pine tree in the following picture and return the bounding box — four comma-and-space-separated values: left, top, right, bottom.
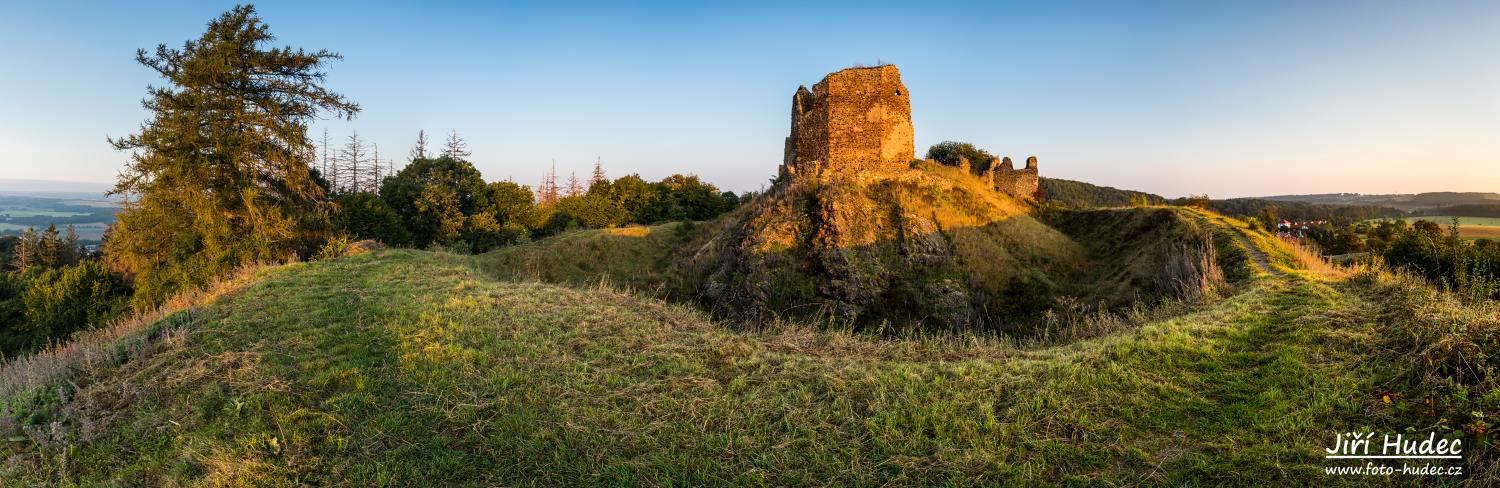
590, 158, 607, 191
37, 224, 60, 269
60, 225, 81, 265
443, 130, 471, 159
409, 129, 429, 162
106, 5, 358, 307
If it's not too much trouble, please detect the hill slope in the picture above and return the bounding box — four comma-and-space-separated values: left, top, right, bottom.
3, 245, 1491, 485
1039, 177, 1167, 208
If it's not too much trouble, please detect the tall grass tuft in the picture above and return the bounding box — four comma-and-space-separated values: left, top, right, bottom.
1156, 236, 1226, 301
1280, 235, 1352, 279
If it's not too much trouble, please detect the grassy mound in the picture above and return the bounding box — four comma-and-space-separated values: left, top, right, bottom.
2, 248, 1490, 485
477, 223, 697, 295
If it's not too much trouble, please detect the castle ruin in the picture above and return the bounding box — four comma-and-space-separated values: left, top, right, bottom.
781, 65, 1041, 200
781, 65, 914, 181
986, 156, 1040, 199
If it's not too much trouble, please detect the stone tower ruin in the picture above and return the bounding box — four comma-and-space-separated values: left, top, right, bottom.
781, 65, 914, 181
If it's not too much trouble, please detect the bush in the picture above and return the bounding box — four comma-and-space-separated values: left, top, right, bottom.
1181, 194, 1212, 210
924, 141, 994, 174
3, 261, 129, 358
332, 192, 410, 246
553, 194, 629, 229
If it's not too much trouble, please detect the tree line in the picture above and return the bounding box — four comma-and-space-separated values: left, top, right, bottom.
330, 147, 743, 254
0, 5, 743, 361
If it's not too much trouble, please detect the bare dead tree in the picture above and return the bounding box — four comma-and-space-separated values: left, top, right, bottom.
443, 130, 471, 159
566, 171, 582, 197
590, 157, 606, 191
409, 129, 428, 162
338, 130, 369, 193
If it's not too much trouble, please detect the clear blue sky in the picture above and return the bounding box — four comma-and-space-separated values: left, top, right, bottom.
1, 1, 1497, 198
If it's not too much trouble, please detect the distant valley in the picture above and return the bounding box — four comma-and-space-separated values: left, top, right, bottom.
0, 195, 119, 244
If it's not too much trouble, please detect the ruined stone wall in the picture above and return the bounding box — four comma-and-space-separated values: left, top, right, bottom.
783, 65, 913, 180
992, 156, 1040, 199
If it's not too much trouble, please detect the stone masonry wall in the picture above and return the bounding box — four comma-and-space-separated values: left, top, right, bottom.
992, 156, 1040, 199
783, 66, 913, 180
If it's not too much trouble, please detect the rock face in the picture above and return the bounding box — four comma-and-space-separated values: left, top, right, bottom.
781, 65, 914, 181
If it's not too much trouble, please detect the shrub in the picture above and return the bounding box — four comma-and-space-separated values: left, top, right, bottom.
1181, 194, 1212, 210
5, 261, 129, 357
924, 141, 994, 174
553, 194, 629, 230
332, 192, 410, 246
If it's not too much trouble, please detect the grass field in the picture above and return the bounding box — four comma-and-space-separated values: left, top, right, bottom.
1, 237, 1492, 485
1398, 216, 1500, 240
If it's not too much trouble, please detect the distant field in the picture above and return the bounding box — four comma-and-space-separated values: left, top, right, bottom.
0, 221, 110, 241
0, 208, 90, 218
1399, 216, 1500, 239
0, 195, 118, 243
62, 199, 121, 208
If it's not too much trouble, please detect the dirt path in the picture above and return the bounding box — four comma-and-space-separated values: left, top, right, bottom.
1228, 227, 1280, 276
1189, 212, 1279, 277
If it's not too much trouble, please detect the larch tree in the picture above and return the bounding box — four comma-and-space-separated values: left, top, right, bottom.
106, 5, 358, 308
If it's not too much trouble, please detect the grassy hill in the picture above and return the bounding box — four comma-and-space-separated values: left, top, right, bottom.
477, 223, 697, 295
2, 216, 1493, 485
1039, 177, 1167, 208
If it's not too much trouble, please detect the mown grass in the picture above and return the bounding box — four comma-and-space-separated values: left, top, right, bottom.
1, 247, 1486, 486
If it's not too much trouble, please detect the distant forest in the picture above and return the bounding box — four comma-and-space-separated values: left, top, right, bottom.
1040, 178, 1406, 225
1202, 198, 1404, 224
1414, 204, 1500, 218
